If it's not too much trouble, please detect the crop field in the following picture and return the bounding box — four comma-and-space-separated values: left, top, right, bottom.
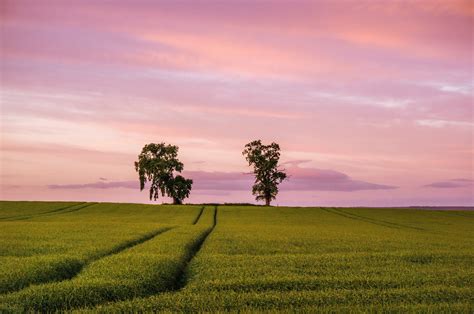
0, 202, 473, 312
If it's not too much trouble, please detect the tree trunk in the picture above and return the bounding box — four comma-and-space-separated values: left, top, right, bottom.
173, 197, 182, 205
265, 198, 270, 206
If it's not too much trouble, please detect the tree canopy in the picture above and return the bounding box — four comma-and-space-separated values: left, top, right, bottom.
242, 140, 287, 206
134, 143, 193, 204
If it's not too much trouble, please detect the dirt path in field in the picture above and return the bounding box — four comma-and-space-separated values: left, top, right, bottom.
0, 202, 97, 221
174, 205, 218, 290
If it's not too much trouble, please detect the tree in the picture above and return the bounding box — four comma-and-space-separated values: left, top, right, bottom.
168, 175, 193, 205
242, 140, 287, 206
134, 143, 193, 204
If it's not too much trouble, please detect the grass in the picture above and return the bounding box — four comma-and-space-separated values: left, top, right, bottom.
0, 204, 215, 311
0, 202, 472, 312
0, 201, 81, 220
0, 202, 201, 294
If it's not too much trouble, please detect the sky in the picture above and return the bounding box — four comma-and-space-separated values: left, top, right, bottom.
1, 0, 473, 206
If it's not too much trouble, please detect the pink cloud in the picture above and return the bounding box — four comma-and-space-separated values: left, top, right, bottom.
47, 163, 397, 193
1, 0, 472, 206
281, 162, 397, 191
2, 141, 134, 165
48, 181, 137, 190
424, 178, 474, 189
2, 1, 471, 81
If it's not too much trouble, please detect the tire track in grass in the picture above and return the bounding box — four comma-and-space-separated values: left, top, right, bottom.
192, 206, 206, 225
0, 202, 86, 221
3, 203, 97, 221
174, 205, 218, 290
435, 211, 474, 219
0, 208, 216, 310
332, 208, 426, 231
320, 207, 401, 230
85, 227, 173, 262
320, 207, 424, 231
59, 202, 98, 214
0, 227, 173, 294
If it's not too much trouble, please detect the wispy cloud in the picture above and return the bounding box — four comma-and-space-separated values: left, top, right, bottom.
48, 181, 137, 190
424, 178, 474, 189
416, 119, 474, 128
48, 164, 397, 192
309, 91, 413, 109
281, 162, 398, 191
2, 0, 472, 205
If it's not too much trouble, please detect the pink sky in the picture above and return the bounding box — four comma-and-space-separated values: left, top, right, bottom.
1, 0, 473, 206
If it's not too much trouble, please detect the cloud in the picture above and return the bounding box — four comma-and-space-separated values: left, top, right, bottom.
416, 119, 473, 128
48, 164, 397, 192
281, 163, 397, 191
0, 185, 22, 190
310, 91, 413, 109
185, 171, 251, 191
2, 1, 471, 206
48, 181, 137, 190
281, 160, 312, 167
424, 178, 474, 189
2, 141, 134, 164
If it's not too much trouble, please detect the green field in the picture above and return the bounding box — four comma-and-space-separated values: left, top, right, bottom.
0, 201, 473, 312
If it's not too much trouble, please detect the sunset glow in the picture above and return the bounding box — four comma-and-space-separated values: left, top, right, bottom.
1, 0, 473, 206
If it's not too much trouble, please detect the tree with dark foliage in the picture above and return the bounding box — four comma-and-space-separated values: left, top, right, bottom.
134, 143, 193, 204
242, 140, 287, 206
